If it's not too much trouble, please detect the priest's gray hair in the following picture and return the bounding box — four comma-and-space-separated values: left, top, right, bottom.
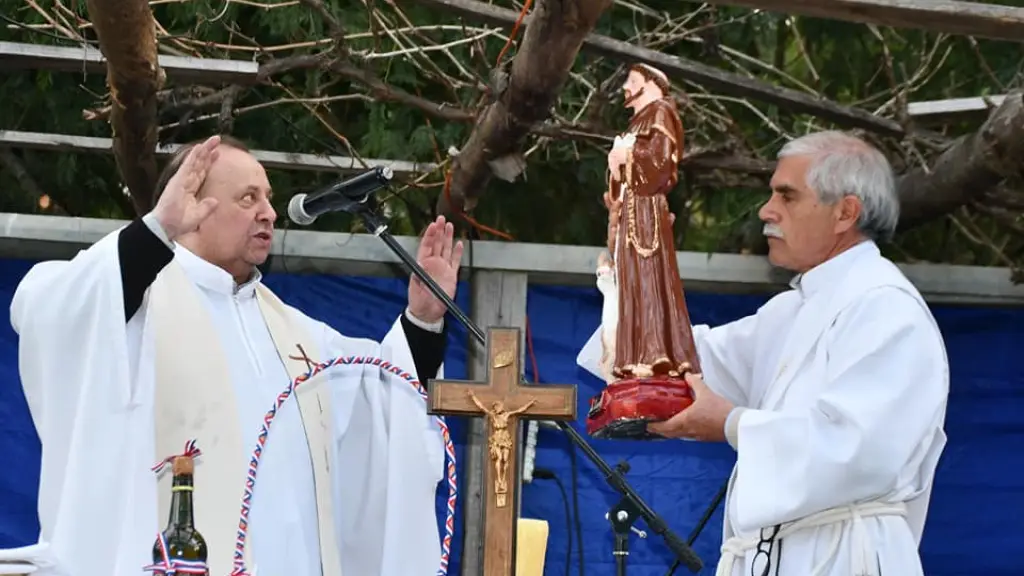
778, 131, 899, 241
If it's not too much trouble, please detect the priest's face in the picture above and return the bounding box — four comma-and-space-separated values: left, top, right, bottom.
760, 154, 860, 273
194, 146, 276, 282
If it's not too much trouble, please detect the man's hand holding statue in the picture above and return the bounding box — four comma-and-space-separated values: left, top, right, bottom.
647, 373, 734, 442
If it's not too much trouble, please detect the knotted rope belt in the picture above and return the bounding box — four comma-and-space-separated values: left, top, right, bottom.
716, 501, 908, 576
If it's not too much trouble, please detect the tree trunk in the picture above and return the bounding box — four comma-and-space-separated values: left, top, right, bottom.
85, 0, 163, 215
437, 0, 613, 217
897, 92, 1024, 232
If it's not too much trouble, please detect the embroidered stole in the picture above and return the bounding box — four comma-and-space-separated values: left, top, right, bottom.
150, 262, 343, 576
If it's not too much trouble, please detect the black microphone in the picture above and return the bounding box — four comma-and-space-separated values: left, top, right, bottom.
287, 166, 393, 225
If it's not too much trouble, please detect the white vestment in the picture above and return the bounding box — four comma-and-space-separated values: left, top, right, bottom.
10, 229, 448, 576
578, 241, 949, 575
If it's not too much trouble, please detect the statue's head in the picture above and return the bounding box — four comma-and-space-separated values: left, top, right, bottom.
759, 131, 899, 273
621, 63, 671, 112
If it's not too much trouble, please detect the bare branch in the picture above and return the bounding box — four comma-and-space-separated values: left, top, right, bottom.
0, 148, 69, 215
437, 0, 614, 215
897, 92, 1024, 232
412, 0, 904, 136
689, 0, 1024, 43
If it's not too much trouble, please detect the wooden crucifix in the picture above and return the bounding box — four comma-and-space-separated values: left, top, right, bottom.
428, 326, 577, 576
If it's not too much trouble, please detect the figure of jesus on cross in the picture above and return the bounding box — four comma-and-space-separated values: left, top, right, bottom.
467, 391, 537, 507
428, 327, 578, 576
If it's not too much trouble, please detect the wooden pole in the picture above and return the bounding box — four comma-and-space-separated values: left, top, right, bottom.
458, 271, 527, 575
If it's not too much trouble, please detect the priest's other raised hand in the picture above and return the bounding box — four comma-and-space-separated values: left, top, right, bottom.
408, 216, 464, 324
647, 372, 733, 441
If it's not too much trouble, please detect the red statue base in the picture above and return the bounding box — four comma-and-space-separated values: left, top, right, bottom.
586, 377, 694, 440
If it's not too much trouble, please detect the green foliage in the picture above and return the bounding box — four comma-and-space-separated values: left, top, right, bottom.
0, 0, 1020, 271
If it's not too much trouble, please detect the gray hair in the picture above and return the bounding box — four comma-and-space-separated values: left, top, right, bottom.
777, 131, 899, 241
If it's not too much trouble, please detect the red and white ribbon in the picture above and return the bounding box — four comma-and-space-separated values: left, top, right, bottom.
143, 532, 209, 575
151, 439, 202, 475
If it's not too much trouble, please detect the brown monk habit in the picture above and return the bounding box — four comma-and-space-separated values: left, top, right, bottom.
609, 96, 701, 379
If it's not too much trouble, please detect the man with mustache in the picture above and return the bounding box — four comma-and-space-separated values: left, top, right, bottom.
11, 135, 462, 576
582, 131, 949, 575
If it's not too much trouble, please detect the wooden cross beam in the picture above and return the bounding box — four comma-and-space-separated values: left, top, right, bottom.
0, 41, 259, 85
428, 327, 577, 576
0, 129, 438, 177
685, 0, 1024, 44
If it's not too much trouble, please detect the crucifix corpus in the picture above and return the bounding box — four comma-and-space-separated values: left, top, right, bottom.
428, 326, 577, 576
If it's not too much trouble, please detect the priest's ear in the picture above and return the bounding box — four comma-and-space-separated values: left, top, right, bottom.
832, 194, 862, 235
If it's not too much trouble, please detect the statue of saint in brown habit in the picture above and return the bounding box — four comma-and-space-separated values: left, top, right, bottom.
586, 63, 701, 440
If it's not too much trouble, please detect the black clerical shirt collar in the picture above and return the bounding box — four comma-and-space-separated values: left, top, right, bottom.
174, 245, 262, 299
788, 240, 878, 299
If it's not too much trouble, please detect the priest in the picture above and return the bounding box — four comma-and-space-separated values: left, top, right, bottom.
578, 131, 949, 575
11, 135, 464, 576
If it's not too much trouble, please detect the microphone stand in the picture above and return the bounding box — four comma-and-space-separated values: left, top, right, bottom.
343, 196, 707, 574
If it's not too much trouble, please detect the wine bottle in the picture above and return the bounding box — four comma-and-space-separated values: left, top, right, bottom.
151, 455, 209, 575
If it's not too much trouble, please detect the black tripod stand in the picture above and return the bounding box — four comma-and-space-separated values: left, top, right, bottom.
340, 197, 719, 574
606, 461, 647, 576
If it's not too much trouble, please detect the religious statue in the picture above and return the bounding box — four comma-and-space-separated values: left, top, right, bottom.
468, 390, 536, 507
583, 63, 701, 440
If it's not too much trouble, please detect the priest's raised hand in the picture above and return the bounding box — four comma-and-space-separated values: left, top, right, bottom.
408, 215, 465, 324
151, 134, 222, 239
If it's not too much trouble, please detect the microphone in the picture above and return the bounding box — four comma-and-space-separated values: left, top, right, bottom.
288, 166, 394, 225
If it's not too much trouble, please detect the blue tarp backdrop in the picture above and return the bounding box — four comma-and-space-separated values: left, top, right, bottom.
0, 256, 1021, 575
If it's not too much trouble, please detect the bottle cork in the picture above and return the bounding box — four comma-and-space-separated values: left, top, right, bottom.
171, 455, 195, 476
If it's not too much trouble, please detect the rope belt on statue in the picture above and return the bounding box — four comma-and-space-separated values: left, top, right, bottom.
715, 501, 908, 576
144, 356, 459, 576
625, 189, 660, 258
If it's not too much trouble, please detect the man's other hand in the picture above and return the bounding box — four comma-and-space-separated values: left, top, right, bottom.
648, 373, 734, 442
408, 216, 464, 324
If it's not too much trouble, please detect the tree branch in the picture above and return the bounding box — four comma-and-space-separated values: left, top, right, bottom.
327, 58, 474, 123
690, 0, 1024, 43
412, 0, 903, 136
84, 0, 163, 214
437, 0, 614, 215
0, 148, 69, 215
897, 92, 1024, 232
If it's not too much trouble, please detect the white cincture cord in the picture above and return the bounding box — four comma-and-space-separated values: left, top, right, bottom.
715, 501, 907, 576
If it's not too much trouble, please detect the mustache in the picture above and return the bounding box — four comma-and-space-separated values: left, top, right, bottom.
762, 223, 784, 239
623, 87, 645, 106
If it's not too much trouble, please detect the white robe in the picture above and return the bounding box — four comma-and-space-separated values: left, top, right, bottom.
9, 228, 448, 576
578, 241, 949, 575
